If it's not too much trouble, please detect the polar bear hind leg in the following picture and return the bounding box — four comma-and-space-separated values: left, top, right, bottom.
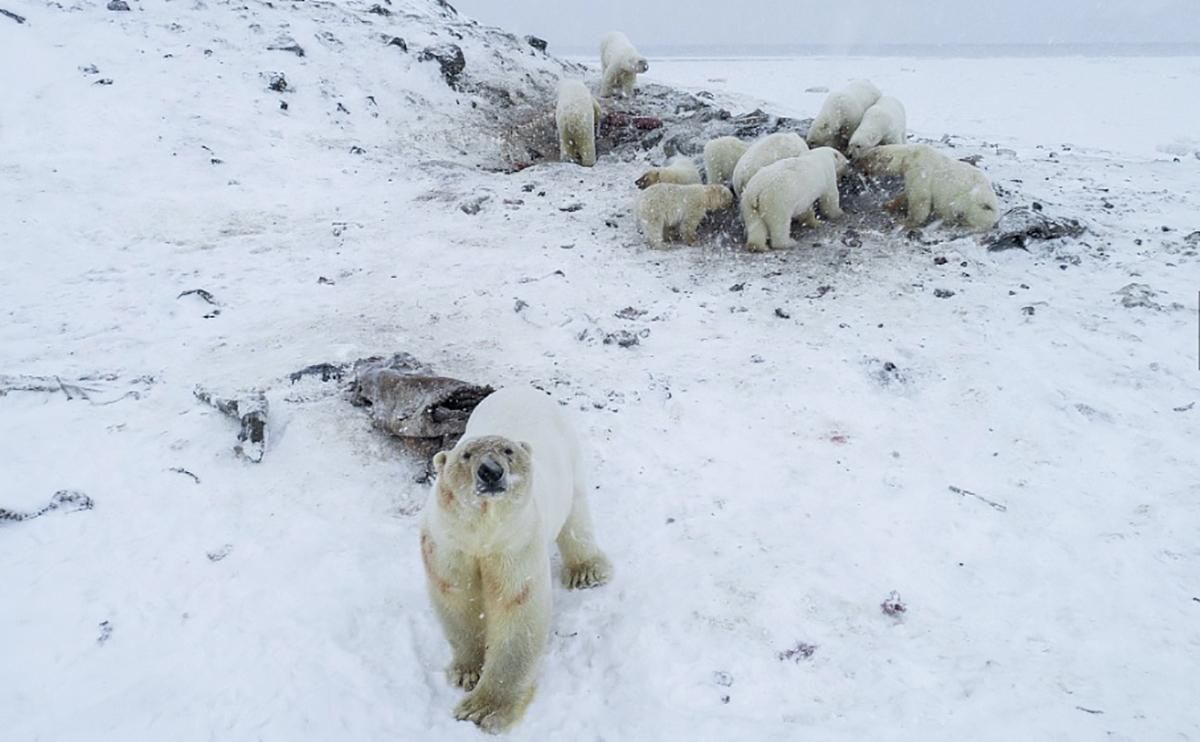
557, 483, 613, 589
799, 208, 820, 229
765, 199, 798, 249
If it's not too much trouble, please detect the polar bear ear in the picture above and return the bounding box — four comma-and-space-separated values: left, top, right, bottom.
517, 441, 533, 457
432, 451, 449, 476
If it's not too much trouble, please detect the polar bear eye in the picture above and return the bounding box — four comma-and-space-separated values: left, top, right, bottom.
504, 448, 513, 456
462, 452, 472, 461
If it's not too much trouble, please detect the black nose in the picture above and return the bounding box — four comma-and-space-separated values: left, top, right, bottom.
477, 460, 504, 485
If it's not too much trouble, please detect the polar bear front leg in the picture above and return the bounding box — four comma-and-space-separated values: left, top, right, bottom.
454, 546, 551, 733
818, 189, 845, 220
679, 212, 706, 245
424, 531, 486, 690
557, 486, 613, 589
644, 216, 667, 249
903, 176, 934, 228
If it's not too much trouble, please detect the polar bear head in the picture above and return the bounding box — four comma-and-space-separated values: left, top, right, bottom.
433, 436, 535, 504
635, 58, 649, 73
703, 184, 734, 211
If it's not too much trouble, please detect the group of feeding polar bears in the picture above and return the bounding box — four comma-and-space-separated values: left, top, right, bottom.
556, 33, 1001, 253
423, 33, 1003, 737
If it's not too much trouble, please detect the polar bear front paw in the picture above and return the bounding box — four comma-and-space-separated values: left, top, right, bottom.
447, 661, 482, 691
563, 555, 613, 589
454, 691, 521, 733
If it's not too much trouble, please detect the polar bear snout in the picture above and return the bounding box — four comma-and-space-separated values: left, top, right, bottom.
475, 456, 508, 494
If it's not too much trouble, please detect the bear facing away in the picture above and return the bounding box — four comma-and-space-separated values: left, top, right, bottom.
600, 31, 649, 98
555, 80, 602, 167
637, 183, 734, 248
421, 386, 612, 733
807, 79, 883, 152
847, 96, 907, 160
635, 157, 702, 189
740, 147, 849, 251
730, 131, 809, 197
703, 135, 749, 187
857, 144, 1000, 231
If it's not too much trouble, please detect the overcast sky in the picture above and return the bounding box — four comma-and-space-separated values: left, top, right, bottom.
451, 0, 1200, 51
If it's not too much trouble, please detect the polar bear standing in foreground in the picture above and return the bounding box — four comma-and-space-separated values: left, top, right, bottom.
740, 147, 849, 251
422, 386, 612, 733
635, 157, 702, 189
847, 96, 907, 160
555, 79, 602, 167
637, 183, 733, 248
731, 131, 809, 197
807, 79, 882, 152
857, 144, 1000, 231
600, 32, 649, 98
703, 136, 749, 186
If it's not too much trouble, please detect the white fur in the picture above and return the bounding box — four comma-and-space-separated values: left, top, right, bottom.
807, 79, 883, 152
703, 136, 749, 186
730, 131, 810, 197
858, 144, 1000, 231
847, 96, 907, 159
599, 32, 648, 98
422, 387, 611, 732
637, 183, 733, 248
636, 157, 702, 189
555, 79, 602, 167
740, 147, 849, 251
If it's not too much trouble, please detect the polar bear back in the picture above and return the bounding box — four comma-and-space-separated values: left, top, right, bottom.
463, 387, 579, 545
703, 136, 749, 186
731, 132, 809, 196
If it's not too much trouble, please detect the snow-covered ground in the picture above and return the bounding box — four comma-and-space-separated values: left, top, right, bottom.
2, 2, 1199, 740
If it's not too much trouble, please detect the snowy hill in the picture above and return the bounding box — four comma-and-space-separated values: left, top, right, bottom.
2, 1, 1199, 740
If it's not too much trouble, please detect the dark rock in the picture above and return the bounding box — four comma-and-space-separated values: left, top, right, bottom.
367, 3, 391, 15
558, 202, 583, 213
279, 100, 289, 111
435, 0, 457, 14
986, 206, 1085, 251
387, 36, 408, 51
106, 0, 130, 10
1, 8, 27, 23
934, 288, 956, 299
603, 330, 642, 348
79, 64, 99, 74
460, 195, 489, 214
317, 276, 336, 285
0, 490, 94, 524
774, 308, 791, 319
268, 43, 305, 57
880, 591, 907, 616
524, 35, 547, 52
349, 145, 365, 155
94, 78, 114, 86
418, 43, 466, 89
289, 363, 349, 384
265, 72, 290, 92
194, 387, 269, 463
777, 642, 817, 662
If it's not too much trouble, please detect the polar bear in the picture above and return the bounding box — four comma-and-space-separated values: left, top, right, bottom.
637, 183, 733, 248
857, 144, 1000, 231
422, 386, 612, 733
600, 32, 649, 98
556, 79, 602, 167
703, 136, 749, 186
807, 79, 883, 152
635, 157, 702, 189
730, 131, 809, 197
740, 147, 849, 252
847, 96, 907, 160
